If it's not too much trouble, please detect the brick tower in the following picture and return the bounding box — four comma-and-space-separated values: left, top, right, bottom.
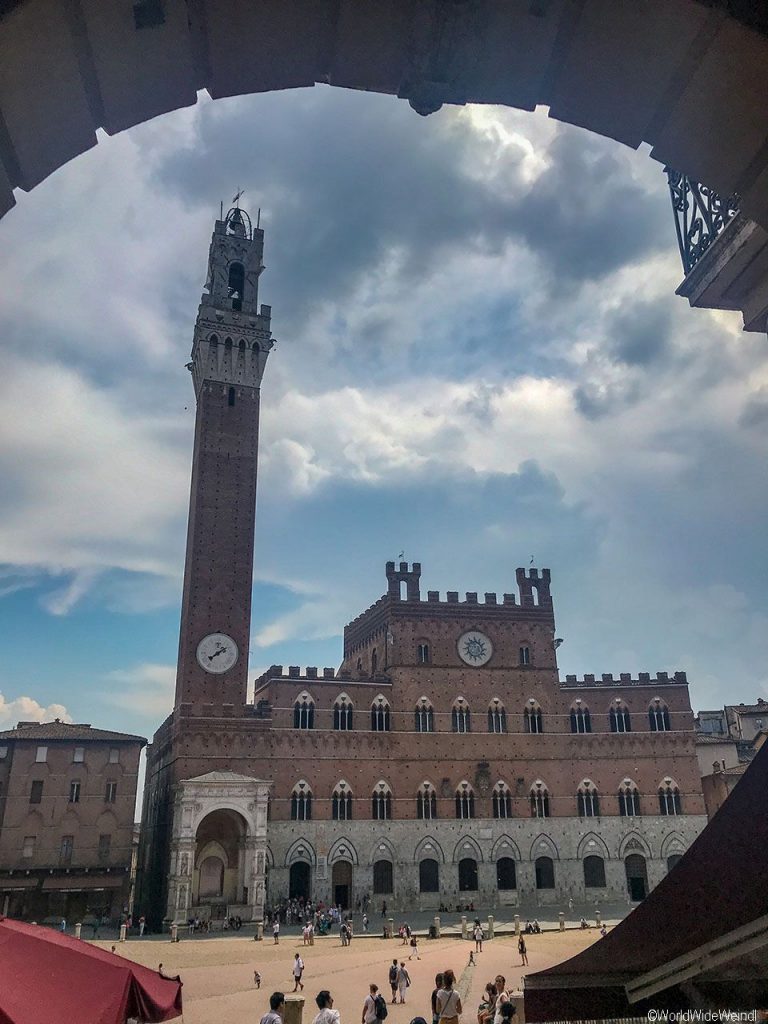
174, 204, 274, 710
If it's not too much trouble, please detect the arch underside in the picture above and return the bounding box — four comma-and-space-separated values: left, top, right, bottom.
1, 0, 767, 240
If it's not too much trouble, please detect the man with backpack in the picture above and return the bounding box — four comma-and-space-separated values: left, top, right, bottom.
363, 983, 387, 1024
388, 960, 399, 1004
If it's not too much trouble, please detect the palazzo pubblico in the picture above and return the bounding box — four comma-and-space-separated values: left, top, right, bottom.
137, 208, 707, 928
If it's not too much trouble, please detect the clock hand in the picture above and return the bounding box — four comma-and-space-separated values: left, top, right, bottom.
208, 646, 227, 660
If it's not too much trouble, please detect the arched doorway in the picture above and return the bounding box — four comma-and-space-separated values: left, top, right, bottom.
419, 859, 439, 893
332, 860, 353, 908
194, 809, 247, 914
625, 854, 649, 900
458, 857, 478, 891
289, 861, 312, 901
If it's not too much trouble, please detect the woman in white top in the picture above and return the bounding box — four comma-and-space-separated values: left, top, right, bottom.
492, 975, 509, 1024
437, 969, 463, 1024
313, 990, 340, 1024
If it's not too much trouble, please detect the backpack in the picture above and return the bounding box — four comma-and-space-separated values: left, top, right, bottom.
375, 995, 388, 1020
389, 965, 398, 984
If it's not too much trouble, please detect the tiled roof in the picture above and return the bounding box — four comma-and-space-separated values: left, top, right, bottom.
0, 720, 146, 743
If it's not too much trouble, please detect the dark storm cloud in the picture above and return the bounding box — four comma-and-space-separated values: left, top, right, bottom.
739, 388, 768, 428
153, 88, 671, 338
608, 301, 672, 367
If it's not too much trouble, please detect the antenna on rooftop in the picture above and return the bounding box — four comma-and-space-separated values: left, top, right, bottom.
257, 208, 261, 228
220, 200, 223, 220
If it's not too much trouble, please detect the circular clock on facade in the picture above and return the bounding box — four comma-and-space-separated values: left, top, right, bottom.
196, 632, 239, 674
457, 630, 493, 666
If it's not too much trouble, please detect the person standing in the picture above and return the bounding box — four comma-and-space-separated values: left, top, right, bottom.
396, 962, 411, 1004
431, 973, 444, 1024
473, 922, 484, 952
362, 913, 369, 933
362, 984, 380, 1024
409, 934, 420, 960
493, 976, 510, 1024
273, 919, 280, 944
518, 936, 528, 966
260, 992, 286, 1024
254, 970, 262, 988
436, 969, 462, 1024
388, 960, 399, 1004
312, 991, 340, 1024
381, 901, 387, 918
293, 953, 305, 992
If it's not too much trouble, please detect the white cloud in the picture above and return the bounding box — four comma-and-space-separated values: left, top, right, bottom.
0, 692, 72, 726
102, 663, 176, 720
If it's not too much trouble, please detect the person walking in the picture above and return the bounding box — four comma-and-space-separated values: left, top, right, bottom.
518, 936, 528, 967
293, 953, 305, 991
362, 984, 380, 1024
408, 934, 420, 960
492, 976, 510, 1024
254, 970, 262, 988
260, 992, 285, 1024
431, 973, 444, 1024
436, 969, 462, 1024
396, 962, 410, 1005
388, 960, 399, 1004
312, 991, 340, 1024
273, 919, 280, 944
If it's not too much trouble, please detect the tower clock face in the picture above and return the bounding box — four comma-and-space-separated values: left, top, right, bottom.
457, 630, 493, 666
196, 633, 238, 674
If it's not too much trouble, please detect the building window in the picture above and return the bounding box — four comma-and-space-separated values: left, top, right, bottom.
455, 782, 475, 820
332, 782, 352, 821
519, 646, 531, 666
496, 857, 517, 891
333, 695, 353, 731
419, 858, 439, 893
293, 693, 315, 729
535, 855, 555, 889
492, 782, 512, 819
30, 780, 43, 804
570, 703, 592, 733
488, 699, 507, 734
583, 855, 606, 888
371, 648, 378, 674
73, 747, 84, 763
60, 835, 74, 866
415, 699, 434, 732
228, 261, 244, 310
452, 698, 470, 733
530, 783, 550, 818
372, 782, 392, 820
658, 781, 682, 816
371, 696, 391, 732
35, 746, 47, 763
416, 783, 437, 820
649, 700, 671, 731
291, 782, 312, 821
417, 643, 430, 664
577, 782, 600, 817
105, 781, 117, 803
618, 781, 641, 816
69, 780, 81, 804
373, 859, 393, 894
524, 702, 543, 734
458, 857, 478, 891
22, 836, 35, 859
609, 703, 631, 733
98, 834, 111, 863
109, 748, 120, 764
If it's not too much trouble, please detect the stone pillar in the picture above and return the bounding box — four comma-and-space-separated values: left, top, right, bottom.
558, 913, 565, 932
387, 917, 394, 939
256, 921, 264, 940
514, 914, 520, 936
284, 995, 304, 1024
119, 924, 127, 942
487, 915, 494, 939
461, 915, 467, 939
595, 910, 602, 926
434, 915, 441, 938
74, 923, 82, 939
2, 894, 10, 916
171, 923, 178, 942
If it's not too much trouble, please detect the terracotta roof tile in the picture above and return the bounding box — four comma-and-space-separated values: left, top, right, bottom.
0, 721, 146, 743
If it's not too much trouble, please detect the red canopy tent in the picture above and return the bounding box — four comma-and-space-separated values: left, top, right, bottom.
0, 918, 182, 1024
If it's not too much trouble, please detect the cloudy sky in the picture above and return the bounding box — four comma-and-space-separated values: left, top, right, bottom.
0, 85, 767, 743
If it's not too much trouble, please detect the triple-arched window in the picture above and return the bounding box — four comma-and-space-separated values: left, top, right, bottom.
524, 701, 543, 734
609, 701, 632, 732
570, 702, 592, 733
415, 698, 434, 733
332, 781, 353, 821
293, 692, 314, 730
649, 700, 671, 731
577, 780, 600, 817
658, 779, 682, 815
488, 698, 507, 733
492, 781, 512, 819
452, 697, 470, 733
618, 779, 641, 817
290, 781, 312, 821
455, 781, 475, 819
333, 694, 353, 731
416, 782, 437, 820
530, 781, 550, 818
372, 780, 392, 820
371, 695, 391, 732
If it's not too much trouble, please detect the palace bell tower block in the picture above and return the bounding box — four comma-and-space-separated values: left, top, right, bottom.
175, 205, 274, 711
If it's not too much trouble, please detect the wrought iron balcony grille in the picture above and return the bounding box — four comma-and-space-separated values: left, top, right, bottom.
666, 168, 740, 275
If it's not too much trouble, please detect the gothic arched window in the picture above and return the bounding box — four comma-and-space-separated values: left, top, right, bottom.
293, 692, 315, 730
570, 702, 592, 733
658, 779, 682, 815
372, 781, 392, 820
415, 698, 434, 733
519, 645, 531, 666
455, 781, 475, 820
332, 781, 352, 821
452, 697, 470, 733
492, 781, 512, 819
228, 261, 244, 310
333, 694, 353, 731
371, 695, 391, 732
524, 700, 543, 734
488, 698, 507, 734
577, 780, 600, 817
618, 779, 641, 817
416, 782, 437, 820
610, 701, 632, 733
417, 642, 430, 664
530, 782, 550, 818
649, 700, 671, 731
290, 781, 312, 821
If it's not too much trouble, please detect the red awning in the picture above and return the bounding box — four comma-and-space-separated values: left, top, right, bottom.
0, 918, 182, 1024
524, 739, 768, 1020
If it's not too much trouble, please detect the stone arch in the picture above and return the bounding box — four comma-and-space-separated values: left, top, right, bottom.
285, 837, 316, 867
660, 831, 687, 859
265, 846, 275, 868
491, 834, 522, 861
371, 836, 397, 864
328, 836, 359, 865
619, 832, 652, 860
413, 835, 446, 865
577, 831, 611, 860
453, 834, 483, 863
95, 808, 119, 832
188, 800, 257, 836
196, 838, 229, 869
530, 833, 559, 861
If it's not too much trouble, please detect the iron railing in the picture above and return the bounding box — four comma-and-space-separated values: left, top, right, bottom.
666, 168, 739, 275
